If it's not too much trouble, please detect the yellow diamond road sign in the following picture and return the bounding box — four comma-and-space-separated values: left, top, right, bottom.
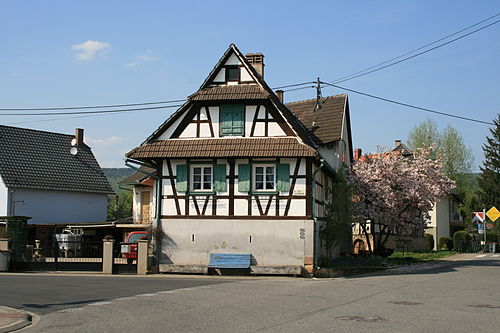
486, 206, 500, 222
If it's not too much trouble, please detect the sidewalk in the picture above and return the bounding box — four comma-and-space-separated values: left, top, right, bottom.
0, 306, 32, 333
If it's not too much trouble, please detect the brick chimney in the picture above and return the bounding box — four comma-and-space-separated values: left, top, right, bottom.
75, 128, 84, 146
354, 148, 362, 160
395, 140, 401, 148
245, 53, 265, 78
276, 90, 284, 103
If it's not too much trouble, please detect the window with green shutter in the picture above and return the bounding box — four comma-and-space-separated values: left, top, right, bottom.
213, 164, 227, 192
238, 164, 251, 192
176, 164, 188, 192
220, 104, 245, 136
276, 163, 290, 192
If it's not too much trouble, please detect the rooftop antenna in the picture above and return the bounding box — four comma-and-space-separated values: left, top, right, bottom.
314, 77, 322, 111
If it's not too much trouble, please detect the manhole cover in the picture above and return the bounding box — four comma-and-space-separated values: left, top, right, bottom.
336, 315, 387, 322
389, 301, 422, 306
468, 304, 500, 309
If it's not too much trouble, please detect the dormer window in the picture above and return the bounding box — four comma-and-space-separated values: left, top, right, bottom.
226, 66, 239, 82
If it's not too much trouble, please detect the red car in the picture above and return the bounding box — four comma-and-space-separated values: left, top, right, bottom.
121, 231, 149, 264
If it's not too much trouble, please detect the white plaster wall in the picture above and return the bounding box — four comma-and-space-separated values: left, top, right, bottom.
0, 176, 8, 216
161, 218, 313, 266
240, 67, 252, 81
9, 188, 108, 224
213, 69, 225, 82
157, 106, 192, 140
428, 197, 450, 250
224, 53, 241, 65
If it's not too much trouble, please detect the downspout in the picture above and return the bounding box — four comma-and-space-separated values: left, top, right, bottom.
125, 158, 162, 269
311, 158, 326, 270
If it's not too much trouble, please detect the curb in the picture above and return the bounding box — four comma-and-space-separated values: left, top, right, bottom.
0, 307, 32, 333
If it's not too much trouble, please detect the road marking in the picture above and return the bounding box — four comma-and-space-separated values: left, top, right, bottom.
176, 288, 196, 291
58, 308, 82, 313
157, 290, 178, 294
115, 296, 136, 301
136, 293, 158, 297
477, 254, 487, 258
88, 301, 112, 306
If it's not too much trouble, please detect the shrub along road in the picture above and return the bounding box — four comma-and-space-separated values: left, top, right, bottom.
2, 253, 500, 332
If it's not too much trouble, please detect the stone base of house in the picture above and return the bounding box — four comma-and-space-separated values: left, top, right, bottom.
159, 264, 208, 274
250, 265, 302, 276
159, 264, 303, 276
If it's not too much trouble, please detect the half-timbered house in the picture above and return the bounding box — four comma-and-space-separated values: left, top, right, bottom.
126, 44, 353, 275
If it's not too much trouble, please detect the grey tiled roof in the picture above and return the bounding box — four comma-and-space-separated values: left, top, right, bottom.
0, 125, 113, 194
286, 94, 347, 145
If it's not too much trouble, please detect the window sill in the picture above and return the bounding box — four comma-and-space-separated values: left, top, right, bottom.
188, 191, 215, 195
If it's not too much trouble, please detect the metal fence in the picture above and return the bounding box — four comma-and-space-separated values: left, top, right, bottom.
453, 241, 482, 253
23, 240, 103, 263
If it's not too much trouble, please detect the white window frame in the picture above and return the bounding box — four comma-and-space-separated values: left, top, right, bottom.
190, 164, 213, 192
252, 164, 276, 191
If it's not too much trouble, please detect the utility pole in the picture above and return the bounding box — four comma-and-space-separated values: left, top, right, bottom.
314, 77, 322, 111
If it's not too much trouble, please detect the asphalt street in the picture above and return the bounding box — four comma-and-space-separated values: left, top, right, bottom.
2, 253, 500, 332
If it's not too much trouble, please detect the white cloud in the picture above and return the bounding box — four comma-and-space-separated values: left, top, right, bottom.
124, 50, 158, 67
71, 40, 110, 60
85, 136, 124, 147
137, 50, 158, 61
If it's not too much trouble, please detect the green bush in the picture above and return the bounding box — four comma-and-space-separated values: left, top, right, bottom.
485, 233, 498, 243
439, 237, 454, 250
424, 234, 434, 252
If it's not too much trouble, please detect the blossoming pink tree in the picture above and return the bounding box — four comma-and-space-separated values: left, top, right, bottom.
350, 147, 455, 255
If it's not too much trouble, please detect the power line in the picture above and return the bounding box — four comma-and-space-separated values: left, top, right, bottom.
271, 81, 315, 90
0, 99, 186, 111
321, 81, 494, 125
330, 16, 500, 84
0, 104, 184, 116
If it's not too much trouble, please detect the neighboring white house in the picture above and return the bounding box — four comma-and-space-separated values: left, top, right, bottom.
427, 196, 464, 250
126, 44, 354, 275
0, 126, 113, 224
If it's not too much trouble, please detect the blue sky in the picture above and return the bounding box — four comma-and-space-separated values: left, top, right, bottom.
0, 1, 498, 168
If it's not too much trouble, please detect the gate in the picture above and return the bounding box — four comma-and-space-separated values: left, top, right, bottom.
11, 239, 103, 272
112, 241, 138, 274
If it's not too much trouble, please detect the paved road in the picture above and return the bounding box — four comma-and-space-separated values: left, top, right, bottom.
0, 274, 237, 315
3, 254, 500, 332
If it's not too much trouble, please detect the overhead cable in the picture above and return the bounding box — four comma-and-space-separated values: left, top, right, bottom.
331, 16, 500, 84
321, 81, 494, 125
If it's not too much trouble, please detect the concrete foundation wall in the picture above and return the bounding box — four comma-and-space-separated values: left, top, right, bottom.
9, 188, 108, 224
160, 219, 313, 267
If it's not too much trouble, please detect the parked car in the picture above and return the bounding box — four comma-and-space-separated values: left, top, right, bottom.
121, 231, 149, 264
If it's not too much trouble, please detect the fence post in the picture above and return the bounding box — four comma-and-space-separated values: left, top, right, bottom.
137, 240, 148, 275
102, 239, 114, 274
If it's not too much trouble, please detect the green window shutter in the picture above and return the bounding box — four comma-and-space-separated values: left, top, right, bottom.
176, 164, 188, 192
214, 164, 227, 192
238, 164, 251, 192
220, 104, 245, 136
276, 163, 290, 192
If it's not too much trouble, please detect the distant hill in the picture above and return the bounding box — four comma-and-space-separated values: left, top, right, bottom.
103, 168, 134, 193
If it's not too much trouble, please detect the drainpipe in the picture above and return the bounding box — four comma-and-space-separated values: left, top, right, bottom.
125, 158, 162, 269
311, 159, 326, 270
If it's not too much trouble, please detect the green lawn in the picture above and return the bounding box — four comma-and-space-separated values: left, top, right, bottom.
388, 251, 458, 265
327, 251, 458, 269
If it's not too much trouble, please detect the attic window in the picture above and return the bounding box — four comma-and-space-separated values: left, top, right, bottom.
226, 66, 239, 82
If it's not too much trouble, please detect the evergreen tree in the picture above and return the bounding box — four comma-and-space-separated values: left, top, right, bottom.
478, 113, 500, 209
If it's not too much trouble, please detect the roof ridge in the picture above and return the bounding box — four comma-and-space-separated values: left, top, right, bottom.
285, 94, 347, 105
0, 124, 74, 138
